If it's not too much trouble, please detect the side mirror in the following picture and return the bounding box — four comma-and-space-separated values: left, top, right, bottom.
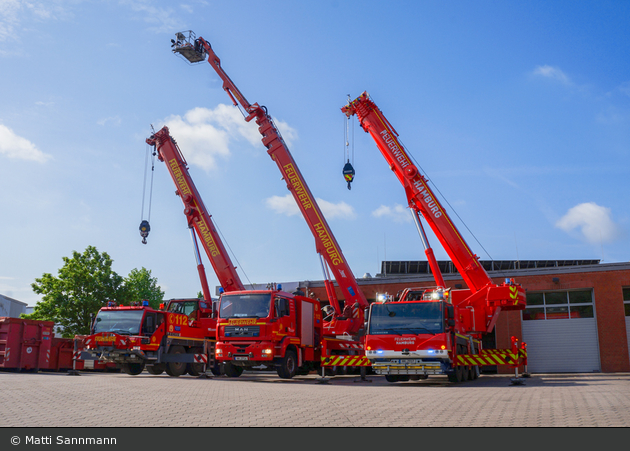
446, 305, 454, 319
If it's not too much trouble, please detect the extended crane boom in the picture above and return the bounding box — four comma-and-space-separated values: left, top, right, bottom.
146, 126, 245, 296
342, 92, 527, 383
342, 92, 526, 331
173, 32, 368, 337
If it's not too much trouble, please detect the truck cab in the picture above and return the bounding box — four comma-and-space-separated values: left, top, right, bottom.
81, 298, 219, 376
364, 295, 456, 381
215, 290, 322, 379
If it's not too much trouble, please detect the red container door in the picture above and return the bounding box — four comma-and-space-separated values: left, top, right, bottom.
0, 318, 54, 370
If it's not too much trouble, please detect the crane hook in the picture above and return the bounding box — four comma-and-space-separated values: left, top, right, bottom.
139, 220, 151, 244
343, 160, 355, 190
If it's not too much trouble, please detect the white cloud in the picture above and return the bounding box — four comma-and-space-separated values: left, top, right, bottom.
372, 204, 413, 223
160, 105, 298, 171
97, 116, 122, 127
555, 202, 622, 244
120, 0, 184, 34
266, 194, 356, 220
533, 65, 571, 85
266, 194, 299, 216
0, 0, 71, 43
159, 105, 259, 171
0, 124, 51, 162
316, 198, 356, 220
618, 81, 630, 98
273, 118, 298, 149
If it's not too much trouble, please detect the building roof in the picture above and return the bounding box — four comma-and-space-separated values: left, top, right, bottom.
0, 293, 27, 306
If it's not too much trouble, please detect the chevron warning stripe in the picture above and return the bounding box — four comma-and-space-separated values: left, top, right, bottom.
194, 354, 208, 364
456, 349, 527, 366
321, 355, 371, 367
480, 349, 528, 358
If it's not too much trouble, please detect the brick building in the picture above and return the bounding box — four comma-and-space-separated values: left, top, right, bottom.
298, 260, 630, 374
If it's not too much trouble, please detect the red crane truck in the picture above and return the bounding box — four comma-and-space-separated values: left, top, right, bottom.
342, 92, 527, 382
79, 126, 246, 376
172, 31, 370, 378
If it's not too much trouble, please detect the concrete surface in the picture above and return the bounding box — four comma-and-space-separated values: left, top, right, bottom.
1, 370, 629, 427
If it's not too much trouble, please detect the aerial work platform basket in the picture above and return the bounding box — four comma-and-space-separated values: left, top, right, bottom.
171, 30, 206, 63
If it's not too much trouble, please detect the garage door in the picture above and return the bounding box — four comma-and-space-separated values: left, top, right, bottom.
521, 289, 600, 373
624, 288, 630, 361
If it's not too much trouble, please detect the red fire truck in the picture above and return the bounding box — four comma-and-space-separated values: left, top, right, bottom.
342, 92, 527, 382
79, 127, 246, 376
172, 31, 370, 378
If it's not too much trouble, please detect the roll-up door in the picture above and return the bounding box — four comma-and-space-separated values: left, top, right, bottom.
624, 288, 630, 362
521, 289, 600, 373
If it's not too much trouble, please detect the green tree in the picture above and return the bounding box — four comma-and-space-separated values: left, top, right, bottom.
23, 246, 129, 337
124, 267, 164, 309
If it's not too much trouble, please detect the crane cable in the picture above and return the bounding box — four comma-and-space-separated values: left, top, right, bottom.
399, 136, 495, 263
139, 137, 156, 244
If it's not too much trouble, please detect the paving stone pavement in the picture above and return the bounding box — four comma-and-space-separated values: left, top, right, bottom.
1, 370, 629, 427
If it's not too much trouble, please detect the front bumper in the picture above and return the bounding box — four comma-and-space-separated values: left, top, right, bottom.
215, 341, 276, 366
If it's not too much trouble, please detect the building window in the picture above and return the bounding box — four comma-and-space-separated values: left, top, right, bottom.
522, 289, 594, 321
623, 288, 630, 317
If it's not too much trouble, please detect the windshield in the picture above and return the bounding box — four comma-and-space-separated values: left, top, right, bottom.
368, 302, 444, 335
93, 310, 144, 335
219, 294, 271, 319
168, 300, 199, 316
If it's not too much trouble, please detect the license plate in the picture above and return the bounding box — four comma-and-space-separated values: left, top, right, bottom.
234, 356, 249, 361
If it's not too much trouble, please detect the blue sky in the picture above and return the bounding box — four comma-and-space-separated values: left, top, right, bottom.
1, 0, 629, 307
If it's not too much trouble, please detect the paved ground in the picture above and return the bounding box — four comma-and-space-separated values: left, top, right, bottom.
1, 370, 629, 428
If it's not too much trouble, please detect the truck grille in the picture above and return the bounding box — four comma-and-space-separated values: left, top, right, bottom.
224, 325, 260, 338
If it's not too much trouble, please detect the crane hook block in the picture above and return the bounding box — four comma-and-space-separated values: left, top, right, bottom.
343, 161, 355, 190
139, 220, 151, 244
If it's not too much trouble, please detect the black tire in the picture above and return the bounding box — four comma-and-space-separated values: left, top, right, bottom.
146, 363, 166, 375
165, 346, 187, 377
209, 362, 221, 376
277, 350, 297, 379
187, 347, 205, 377
121, 362, 145, 376
385, 375, 399, 383
223, 362, 243, 378
447, 369, 462, 383
461, 364, 469, 382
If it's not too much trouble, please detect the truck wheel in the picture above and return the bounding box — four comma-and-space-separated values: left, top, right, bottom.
447, 370, 461, 383
187, 347, 205, 376
385, 375, 399, 383
209, 362, 221, 376
461, 364, 469, 382
146, 363, 166, 375
165, 346, 187, 377
277, 350, 297, 379
121, 362, 145, 376
223, 362, 243, 378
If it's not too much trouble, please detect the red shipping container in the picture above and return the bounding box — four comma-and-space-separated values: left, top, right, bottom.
47, 337, 76, 371
0, 317, 55, 371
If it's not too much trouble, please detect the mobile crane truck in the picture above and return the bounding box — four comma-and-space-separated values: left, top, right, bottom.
172, 31, 370, 378
79, 126, 247, 376
342, 92, 527, 382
